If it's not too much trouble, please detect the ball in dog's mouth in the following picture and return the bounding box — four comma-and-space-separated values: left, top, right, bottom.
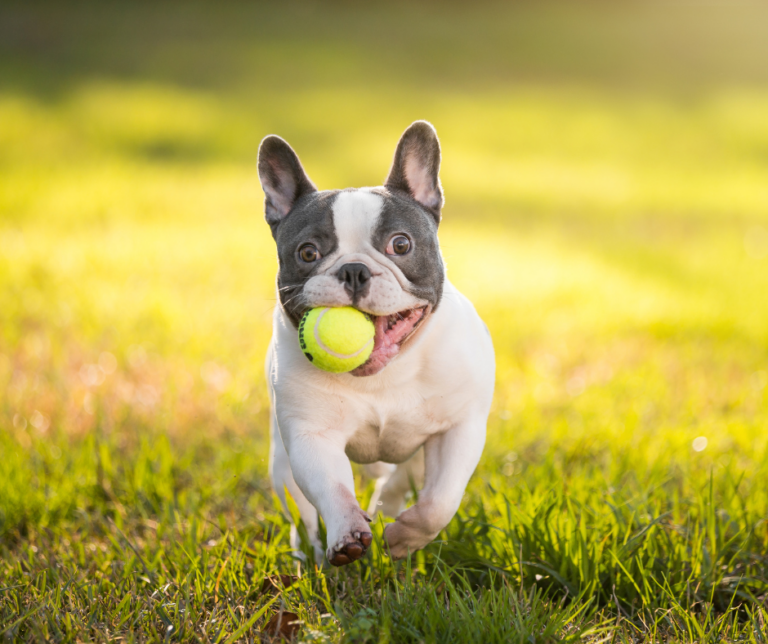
351, 306, 429, 377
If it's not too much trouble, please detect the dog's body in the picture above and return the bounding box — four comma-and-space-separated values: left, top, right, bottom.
259, 122, 495, 565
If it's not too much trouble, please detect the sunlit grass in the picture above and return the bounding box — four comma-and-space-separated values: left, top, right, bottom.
2, 1, 768, 641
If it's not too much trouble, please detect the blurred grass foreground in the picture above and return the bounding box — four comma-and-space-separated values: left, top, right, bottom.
2, 1, 768, 641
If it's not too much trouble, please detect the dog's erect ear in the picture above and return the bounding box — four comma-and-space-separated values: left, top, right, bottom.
385, 120, 444, 222
258, 135, 317, 231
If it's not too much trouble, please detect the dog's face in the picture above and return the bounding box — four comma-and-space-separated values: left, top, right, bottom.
258, 121, 445, 376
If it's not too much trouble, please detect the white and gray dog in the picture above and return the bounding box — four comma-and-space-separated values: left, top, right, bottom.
258, 121, 495, 566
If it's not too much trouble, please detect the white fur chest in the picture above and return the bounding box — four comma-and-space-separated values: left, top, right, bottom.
341, 384, 455, 464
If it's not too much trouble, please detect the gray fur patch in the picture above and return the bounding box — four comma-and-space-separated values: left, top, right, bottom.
274, 190, 340, 325
371, 189, 444, 310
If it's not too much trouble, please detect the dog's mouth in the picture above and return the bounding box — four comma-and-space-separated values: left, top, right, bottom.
351, 306, 429, 377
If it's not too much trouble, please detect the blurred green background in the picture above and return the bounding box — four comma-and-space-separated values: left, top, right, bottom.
2, 1, 768, 640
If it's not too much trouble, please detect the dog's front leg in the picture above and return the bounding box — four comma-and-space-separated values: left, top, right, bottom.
383, 418, 486, 559
285, 429, 373, 566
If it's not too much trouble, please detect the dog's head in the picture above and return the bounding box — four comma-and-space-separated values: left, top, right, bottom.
257, 121, 445, 376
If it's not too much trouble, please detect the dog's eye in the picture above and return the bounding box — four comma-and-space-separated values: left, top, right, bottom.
386, 235, 411, 256
298, 244, 320, 263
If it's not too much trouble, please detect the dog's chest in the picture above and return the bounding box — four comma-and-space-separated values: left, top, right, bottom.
342, 390, 453, 464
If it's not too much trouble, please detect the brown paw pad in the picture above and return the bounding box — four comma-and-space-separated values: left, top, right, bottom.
328, 532, 373, 567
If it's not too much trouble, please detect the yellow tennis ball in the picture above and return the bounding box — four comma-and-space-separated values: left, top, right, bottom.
298, 307, 375, 373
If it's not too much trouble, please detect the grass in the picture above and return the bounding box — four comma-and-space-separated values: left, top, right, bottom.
2, 0, 768, 641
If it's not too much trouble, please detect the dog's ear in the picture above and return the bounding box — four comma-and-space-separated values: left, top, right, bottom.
385, 120, 444, 223
258, 135, 317, 232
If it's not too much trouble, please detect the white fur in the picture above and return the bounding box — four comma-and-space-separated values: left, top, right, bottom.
267, 275, 495, 562
332, 190, 382, 254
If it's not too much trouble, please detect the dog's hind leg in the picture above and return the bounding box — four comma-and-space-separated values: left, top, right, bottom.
364, 462, 396, 517
368, 449, 425, 519
384, 417, 486, 560
269, 412, 323, 563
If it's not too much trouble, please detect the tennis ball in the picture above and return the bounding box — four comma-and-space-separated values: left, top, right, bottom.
298, 307, 375, 373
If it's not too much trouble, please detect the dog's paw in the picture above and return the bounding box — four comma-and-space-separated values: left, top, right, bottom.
384, 504, 442, 560
383, 521, 420, 560
327, 530, 373, 566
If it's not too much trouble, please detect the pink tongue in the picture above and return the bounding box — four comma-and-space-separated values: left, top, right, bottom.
352, 317, 399, 376
374, 316, 395, 351
351, 309, 425, 377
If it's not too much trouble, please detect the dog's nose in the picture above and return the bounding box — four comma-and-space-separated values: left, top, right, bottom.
337, 262, 372, 300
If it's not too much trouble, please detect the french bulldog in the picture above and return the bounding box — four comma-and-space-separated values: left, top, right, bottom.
258, 121, 495, 566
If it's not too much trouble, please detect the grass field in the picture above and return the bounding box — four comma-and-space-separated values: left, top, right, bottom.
2, 1, 768, 641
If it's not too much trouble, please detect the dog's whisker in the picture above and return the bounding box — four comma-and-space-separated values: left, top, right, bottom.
280, 294, 300, 307
280, 292, 306, 311
277, 284, 302, 292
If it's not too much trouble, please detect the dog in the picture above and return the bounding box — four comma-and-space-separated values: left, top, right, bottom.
258, 121, 495, 566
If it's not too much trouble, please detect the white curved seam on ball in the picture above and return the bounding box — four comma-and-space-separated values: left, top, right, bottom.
313, 308, 374, 359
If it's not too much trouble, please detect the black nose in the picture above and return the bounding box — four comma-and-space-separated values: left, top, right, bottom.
337, 262, 372, 300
